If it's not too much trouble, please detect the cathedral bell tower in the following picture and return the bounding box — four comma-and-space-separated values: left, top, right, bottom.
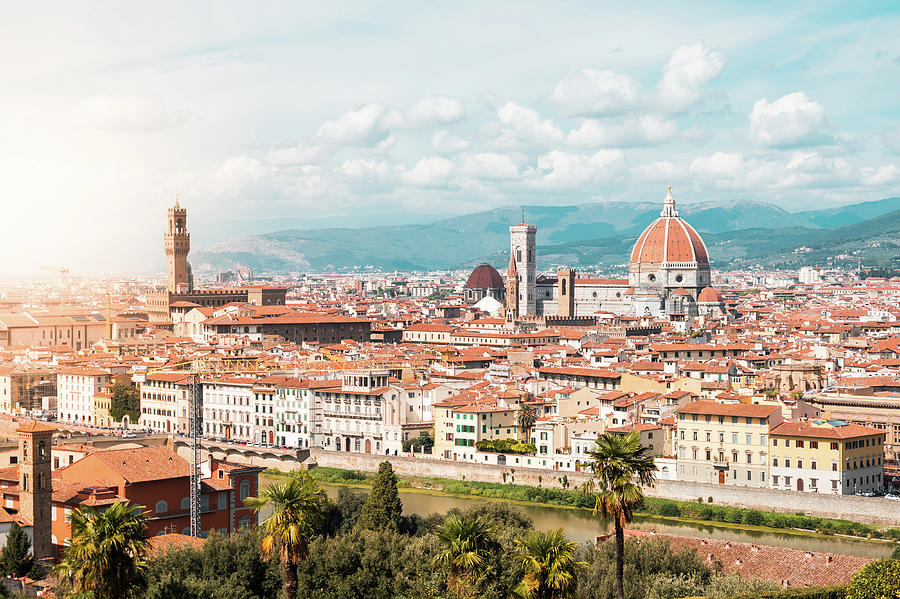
17, 422, 54, 560
165, 199, 191, 293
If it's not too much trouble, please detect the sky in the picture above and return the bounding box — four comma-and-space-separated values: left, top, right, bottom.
2, 1, 900, 273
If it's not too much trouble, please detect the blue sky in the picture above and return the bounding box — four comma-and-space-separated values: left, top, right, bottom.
1, 1, 899, 272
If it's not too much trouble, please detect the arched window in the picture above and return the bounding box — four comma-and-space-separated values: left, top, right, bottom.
182, 527, 191, 535
239, 479, 250, 501
180, 496, 190, 511
155, 500, 168, 514
38, 441, 46, 460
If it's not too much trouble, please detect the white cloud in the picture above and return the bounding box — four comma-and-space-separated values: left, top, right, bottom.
266, 143, 322, 165
657, 42, 725, 112
529, 149, 625, 188
689, 151, 744, 180
551, 68, 641, 116
432, 130, 469, 154
631, 160, 679, 181
689, 151, 854, 189
316, 104, 387, 144
859, 164, 899, 186
401, 156, 454, 186
406, 95, 465, 125
495, 102, 563, 148
337, 159, 399, 181
748, 92, 828, 147
461, 153, 520, 180
382, 95, 465, 129
567, 115, 677, 147
80, 94, 188, 132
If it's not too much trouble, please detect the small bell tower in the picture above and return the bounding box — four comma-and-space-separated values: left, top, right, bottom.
17, 421, 54, 560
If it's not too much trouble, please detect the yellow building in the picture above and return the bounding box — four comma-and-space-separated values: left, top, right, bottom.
674, 400, 782, 487
432, 392, 519, 461
769, 420, 885, 495
93, 391, 113, 428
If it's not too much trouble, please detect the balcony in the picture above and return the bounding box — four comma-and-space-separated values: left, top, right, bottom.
712, 459, 730, 470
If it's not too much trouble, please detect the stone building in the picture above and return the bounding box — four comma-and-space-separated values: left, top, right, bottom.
147, 201, 287, 322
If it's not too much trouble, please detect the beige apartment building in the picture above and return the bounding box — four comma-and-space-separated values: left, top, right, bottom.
139, 372, 193, 433
769, 420, 885, 495
674, 400, 782, 487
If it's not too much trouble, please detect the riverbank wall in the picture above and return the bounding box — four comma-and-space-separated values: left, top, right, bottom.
307, 449, 900, 527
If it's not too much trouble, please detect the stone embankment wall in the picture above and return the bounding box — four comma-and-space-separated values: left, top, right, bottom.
307, 449, 900, 527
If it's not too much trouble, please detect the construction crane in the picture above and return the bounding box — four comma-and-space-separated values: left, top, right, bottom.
143, 357, 269, 537
38, 265, 70, 304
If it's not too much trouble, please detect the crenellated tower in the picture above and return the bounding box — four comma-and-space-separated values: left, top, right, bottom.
165, 199, 191, 293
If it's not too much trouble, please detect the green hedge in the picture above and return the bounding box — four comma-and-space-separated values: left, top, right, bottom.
277, 467, 900, 542
698, 586, 847, 599
475, 438, 537, 455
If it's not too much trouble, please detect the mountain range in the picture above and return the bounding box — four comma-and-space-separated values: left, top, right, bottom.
192, 197, 900, 273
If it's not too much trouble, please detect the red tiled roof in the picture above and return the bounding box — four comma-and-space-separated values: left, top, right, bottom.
674, 400, 781, 418
622, 530, 872, 587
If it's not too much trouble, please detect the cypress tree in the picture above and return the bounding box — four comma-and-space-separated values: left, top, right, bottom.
0, 522, 34, 577
356, 461, 403, 532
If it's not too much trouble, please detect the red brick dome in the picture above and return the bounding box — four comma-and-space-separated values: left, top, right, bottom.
465, 264, 503, 289
698, 286, 723, 303
630, 189, 709, 265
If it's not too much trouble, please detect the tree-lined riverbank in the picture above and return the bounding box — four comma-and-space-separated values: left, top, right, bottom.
262, 467, 898, 558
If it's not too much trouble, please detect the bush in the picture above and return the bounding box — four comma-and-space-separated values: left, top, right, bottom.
475, 438, 536, 455
658, 503, 681, 518
741, 510, 765, 526
846, 559, 900, 599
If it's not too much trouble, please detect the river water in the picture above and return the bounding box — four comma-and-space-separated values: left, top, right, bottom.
258, 474, 893, 559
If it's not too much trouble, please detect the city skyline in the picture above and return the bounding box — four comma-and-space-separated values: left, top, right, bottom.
2, 2, 900, 273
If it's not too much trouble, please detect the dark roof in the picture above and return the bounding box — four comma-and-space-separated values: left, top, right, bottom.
464, 264, 503, 290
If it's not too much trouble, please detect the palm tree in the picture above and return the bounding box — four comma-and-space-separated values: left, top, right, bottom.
434, 514, 498, 596
245, 474, 326, 599
54, 500, 150, 599
517, 404, 537, 443
513, 528, 587, 599
583, 431, 656, 599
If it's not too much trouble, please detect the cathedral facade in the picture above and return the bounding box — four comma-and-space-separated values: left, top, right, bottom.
502, 188, 724, 321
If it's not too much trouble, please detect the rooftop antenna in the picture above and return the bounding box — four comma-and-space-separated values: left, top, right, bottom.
521, 206, 525, 224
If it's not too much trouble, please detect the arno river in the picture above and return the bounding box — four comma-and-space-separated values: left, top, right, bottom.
258, 474, 893, 559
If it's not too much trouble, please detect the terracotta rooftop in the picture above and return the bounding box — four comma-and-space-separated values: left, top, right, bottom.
622, 530, 873, 588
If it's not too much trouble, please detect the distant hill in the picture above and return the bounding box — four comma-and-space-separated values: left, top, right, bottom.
795, 197, 900, 229
192, 198, 900, 273
474, 209, 900, 272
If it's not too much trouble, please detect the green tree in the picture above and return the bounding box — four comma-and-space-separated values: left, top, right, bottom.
244, 473, 326, 599
54, 500, 150, 599
517, 404, 537, 442
513, 528, 587, 599
109, 382, 141, 423
402, 431, 435, 453
434, 514, 499, 596
356, 461, 403, 532
0, 522, 33, 577
846, 559, 900, 599
142, 529, 282, 599
582, 431, 656, 599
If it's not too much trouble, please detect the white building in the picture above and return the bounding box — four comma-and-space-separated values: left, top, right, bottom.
57, 367, 110, 425
202, 377, 255, 443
